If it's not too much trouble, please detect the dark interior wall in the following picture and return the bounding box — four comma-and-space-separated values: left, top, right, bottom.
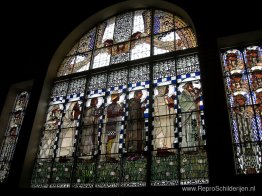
1, 0, 262, 192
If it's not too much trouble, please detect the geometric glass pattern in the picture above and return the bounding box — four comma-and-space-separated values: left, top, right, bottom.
31, 9, 207, 188
0, 91, 30, 183
56, 9, 197, 77
221, 45, 262, 174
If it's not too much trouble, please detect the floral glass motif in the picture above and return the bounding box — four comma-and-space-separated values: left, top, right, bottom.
32, 8, 207, 188
0, 91, 30, 183
222, 46, 262, 175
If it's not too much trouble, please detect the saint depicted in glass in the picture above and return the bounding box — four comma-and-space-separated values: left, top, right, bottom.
153, 85, 176, 154
178, 81, 202, 151
102, 91, 124, 162
126, 90, 146, 160
80, 97, 104, 158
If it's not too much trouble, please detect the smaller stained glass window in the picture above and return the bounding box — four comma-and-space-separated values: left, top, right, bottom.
0, 91, 30, 183
222, 45, 262, 175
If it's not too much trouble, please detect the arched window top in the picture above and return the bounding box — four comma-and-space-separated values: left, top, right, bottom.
57, 9, 197, 77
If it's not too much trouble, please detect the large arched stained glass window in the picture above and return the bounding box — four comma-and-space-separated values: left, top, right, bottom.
0, 91, 30, 183
31, 9, 208, 188
221, 45, 262, 174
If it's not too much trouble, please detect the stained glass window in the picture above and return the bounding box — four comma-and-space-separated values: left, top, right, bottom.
0, 91, 30, 183
221, 45, 262, 174
32, 8, 208, 188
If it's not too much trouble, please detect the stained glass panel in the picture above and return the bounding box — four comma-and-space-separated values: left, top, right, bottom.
130, 37, 150, 60
154, 32, 175, 55
77, 28, 96, 53
222, 46, 262, 174
50, 82, 68, 99
92, 48, 111, 69
111, 42, 130, 64
72, 53, 91, 73
114, 12, 132, 43
154, 10, 174, 34
174, 15, 188, 29
57, 56, 75, 77
132, 10, 151, 38
0, 91, 30, 183
175, 27, 197, 50
96, 17, 116, 48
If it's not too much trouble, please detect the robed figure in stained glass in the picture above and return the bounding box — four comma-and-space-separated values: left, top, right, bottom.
80, 97, 103, 158
103, 91, 124, 161
179, 81, 201, 151
126, 90, 146, 160
153, 85, 176, 155
233, 92, 260, 174
59, 101, 81, 157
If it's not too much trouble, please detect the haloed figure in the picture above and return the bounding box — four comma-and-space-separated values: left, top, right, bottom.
126, 90, 146, 161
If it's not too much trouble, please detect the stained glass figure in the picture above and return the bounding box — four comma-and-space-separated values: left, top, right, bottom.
223, 49, 245, 75
153, 85, 176, 152
178, 81, 203, 151
80, 97, 104, 158
126, 90, 147, 158
101, 91, 124, 162
44, 104, 64, 130
0, 91, 30, 183
244, 46, 262, 69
